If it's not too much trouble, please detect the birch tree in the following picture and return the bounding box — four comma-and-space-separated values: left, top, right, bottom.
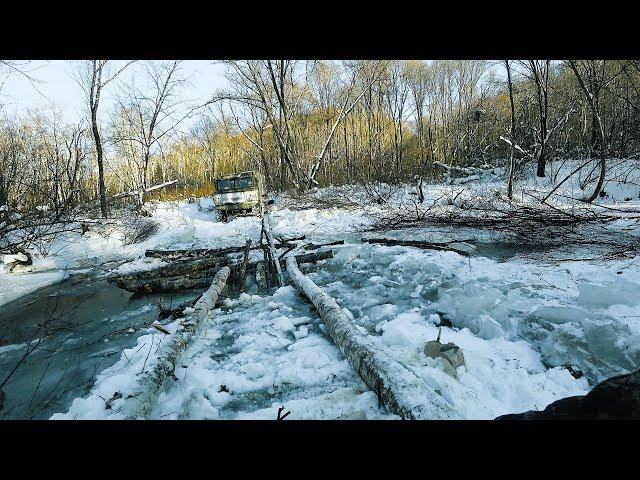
505, 60, 517, 198
73, 60, 135, 218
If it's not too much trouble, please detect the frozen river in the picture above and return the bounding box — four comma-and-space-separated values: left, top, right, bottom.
0, 270, 200, 419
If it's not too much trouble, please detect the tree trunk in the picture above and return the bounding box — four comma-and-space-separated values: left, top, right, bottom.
568, 61, 607, 203
505, 60, 517, 199
286, 256, 459, 419
91, 106, 108, 219
115, 250, 334, 294
124, 267, 230, 419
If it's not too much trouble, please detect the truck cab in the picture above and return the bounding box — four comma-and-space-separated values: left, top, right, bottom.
212, 171, 265, 222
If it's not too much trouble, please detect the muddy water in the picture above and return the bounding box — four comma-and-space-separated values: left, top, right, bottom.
0, 271, 201, 419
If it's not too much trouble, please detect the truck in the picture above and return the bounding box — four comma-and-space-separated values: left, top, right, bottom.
212, 171, 266, 222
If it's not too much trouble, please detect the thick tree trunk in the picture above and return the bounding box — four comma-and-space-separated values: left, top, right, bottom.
536, 144, 547, 178
121, 256, 228, 281
260, 200, 284, 287
115, 270, 224, 294
286, 256, 459, 419
114, 250, 334, 294
237, 240, 251, 292
145, 246, 248, 259
124, 266, 230, 419
91, 106, 108, 219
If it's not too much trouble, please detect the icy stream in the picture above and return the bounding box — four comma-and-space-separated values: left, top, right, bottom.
0, 270, 200, 419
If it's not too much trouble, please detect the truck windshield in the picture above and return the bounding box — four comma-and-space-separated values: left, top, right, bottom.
235, 177, 253, 189
216, 176, 254, 192
216, 179, 235, 191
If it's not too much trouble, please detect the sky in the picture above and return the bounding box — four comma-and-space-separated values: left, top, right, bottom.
0, 60, 230, 132
0, 60, 509, 133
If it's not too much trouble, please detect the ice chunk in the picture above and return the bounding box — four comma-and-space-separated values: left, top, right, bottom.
294, 325, 309, 340
582, 318, 634, 369
531, 305, 590, 325
290, 316, 312, 327
273, 316, 295, 333
474, 314, 505, 340
243, 362, 266, 380
437, 284, 506, 324
577, 278, 640, 307
380, 312, 427, 347
436, 283, 507, 338
536, 317, 637, 384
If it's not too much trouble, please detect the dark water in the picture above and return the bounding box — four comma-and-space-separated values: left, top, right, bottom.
0, 271, 200, 419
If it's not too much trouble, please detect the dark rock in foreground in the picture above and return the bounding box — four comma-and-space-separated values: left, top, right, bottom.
496, 368, 640, 420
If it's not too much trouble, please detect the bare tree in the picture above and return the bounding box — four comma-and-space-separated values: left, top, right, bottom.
111, 61, 187, 206
567, 60, 608, 203
306, 61, 384, 189
405, 61, 432, 171
505, 60, 517, 198
73, 60, 135, 218
523, 60, 551, 177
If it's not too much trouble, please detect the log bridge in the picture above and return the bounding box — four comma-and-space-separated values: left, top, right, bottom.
110, 236, 340, 295
113, 235, 470, 418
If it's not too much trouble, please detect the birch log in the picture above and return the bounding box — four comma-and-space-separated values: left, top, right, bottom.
113, 250, 333, 294
286, 257, 459, 419
116, 273, 219, 294
124, 266, 230, 419
116, 256, 228, 282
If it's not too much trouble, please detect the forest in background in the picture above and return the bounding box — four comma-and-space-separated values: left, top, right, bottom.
2, 60, 640, 219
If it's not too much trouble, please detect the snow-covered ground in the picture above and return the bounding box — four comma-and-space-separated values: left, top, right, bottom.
4, 160, 640, 419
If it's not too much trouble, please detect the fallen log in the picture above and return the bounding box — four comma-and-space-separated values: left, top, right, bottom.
124, 266, 230, 419
112, 180, 179, 200
303, 240, 345, 250
117, 271, 221, 294
286, 256, 458, 419
115, 250, 335, 294
362, 237, 475, 256
144, 237, 336, 260
115, 256, 228, 283
279, 249, 333, 267
242, 249, 334, 280
145, 245, 247, 259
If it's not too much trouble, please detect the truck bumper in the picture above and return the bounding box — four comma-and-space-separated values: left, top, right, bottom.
215, 201, 258, 212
